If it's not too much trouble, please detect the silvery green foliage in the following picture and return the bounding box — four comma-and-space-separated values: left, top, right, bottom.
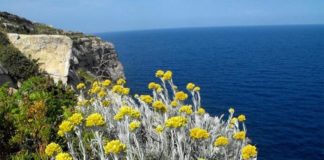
62, 75, 256, 160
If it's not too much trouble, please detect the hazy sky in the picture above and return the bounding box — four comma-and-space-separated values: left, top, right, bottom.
1, 0, 323, 33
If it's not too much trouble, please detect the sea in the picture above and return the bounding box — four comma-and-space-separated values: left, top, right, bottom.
96, 25, 324, 160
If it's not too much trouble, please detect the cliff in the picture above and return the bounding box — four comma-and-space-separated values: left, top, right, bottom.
0, 11, 124, 86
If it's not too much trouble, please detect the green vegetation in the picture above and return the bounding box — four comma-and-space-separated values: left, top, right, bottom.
0, 31, 39, 81
77, 69, 96, 84
0, 76, 77, 159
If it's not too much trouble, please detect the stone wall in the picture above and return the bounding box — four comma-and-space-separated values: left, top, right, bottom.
7, 33, 72, 83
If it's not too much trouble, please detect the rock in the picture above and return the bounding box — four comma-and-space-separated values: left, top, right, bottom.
0, 12, 125, 86
69, 36, 124, 85
7, 33, 72, 83
0, 63, 15, 87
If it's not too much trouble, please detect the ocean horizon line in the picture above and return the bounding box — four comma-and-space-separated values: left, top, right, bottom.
93, 23, 324, 35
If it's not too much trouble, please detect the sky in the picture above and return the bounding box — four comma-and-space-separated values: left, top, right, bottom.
1, 0, 323, 33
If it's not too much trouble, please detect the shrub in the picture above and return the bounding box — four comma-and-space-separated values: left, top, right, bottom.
0, 76, 77, 159
0, 44, 39, 81
47, 70, 258, 160
0, 31, 39, 81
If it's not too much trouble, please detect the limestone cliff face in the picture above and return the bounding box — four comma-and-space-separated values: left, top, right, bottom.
7, 33, 72, 83
69, 36, 124, 85
0, 11, 124, 85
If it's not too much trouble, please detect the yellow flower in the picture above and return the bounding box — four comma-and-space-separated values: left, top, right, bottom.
152, 101, 167, 112
179, 105, 193, 115
214, 136, 229, 147
171, 100, 178, 107
112, 85, 124, 94
45, 142, 62, 156
89, 85, 101, 94
86, 113, 105, 127
114, 106, 141, 120
129, 121, 141, 131
104, 140, 126, 154
139, 95, 153, 104
193, 86, 200, 92
186, 83, 195, 90
242, 144, 257, 160
130, 109, 141, 119
68, 113, 83, 126
113, 113, 124, 121
58, 120, 73, 135
197, 107, 206, 115
155, 125, 164, 134
165, 116, 187, 128
122, 88, 130, 95
229, 108, 235, 114
162, 70, 172, 81
175, 91, 188, 101
57, 130, 64, 137
76, 83, 86, 90
189, 127, 210, 139
155, 70, 164, 78
102, 100, 111, 107
148, 82, 161, 90
233, 131, 246, 140
98, 90, 107, 98
117, 78, 126, 85
231, 117, 238, 124
238, 114, 246, 122
102, 79, 111, 87
156, 87, 163, 93
55, 152, 72, 160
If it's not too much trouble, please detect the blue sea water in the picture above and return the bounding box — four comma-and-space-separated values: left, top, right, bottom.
97, 25, 324, 160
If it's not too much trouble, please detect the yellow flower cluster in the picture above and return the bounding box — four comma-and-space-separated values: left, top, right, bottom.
175, 91, 188, 101
214, 136, 229, 147
114, 106, 141, 121
88, 81, 101, 95
98, 90, 107, 98
68, 113, 83, 126
112, 85, 130, 95
102, 79, 111, 87
139, 95, 153, 104
233, 131, 246, 140
104, 140, 126, 154
86, 113, 105, 127
231, 117, 238, 124
155, 125, 164, 134
189, 127, 210, 139
171, 100, 178, 107
193, 86, 200, 92
76, 83, 86, 90
197, 107, 206, 115
152, 101, 167, 113
155, 70, 164, 78
162, 70, 172, 81
55, 152, 72, 160
228, 108, 235, 114
129, 121, 141, 131
45, 142, 62, 156
117, 78, 126, 85
238, 114, 246, 122
165, 116, 187, 128
186, 83, 195, 90
58, 120, 74, 136
179, 105, 193, 115
148, 82, 162, 91
241, 144, 257, 160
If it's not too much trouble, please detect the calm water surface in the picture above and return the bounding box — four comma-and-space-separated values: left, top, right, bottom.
97, 25, 324, 160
